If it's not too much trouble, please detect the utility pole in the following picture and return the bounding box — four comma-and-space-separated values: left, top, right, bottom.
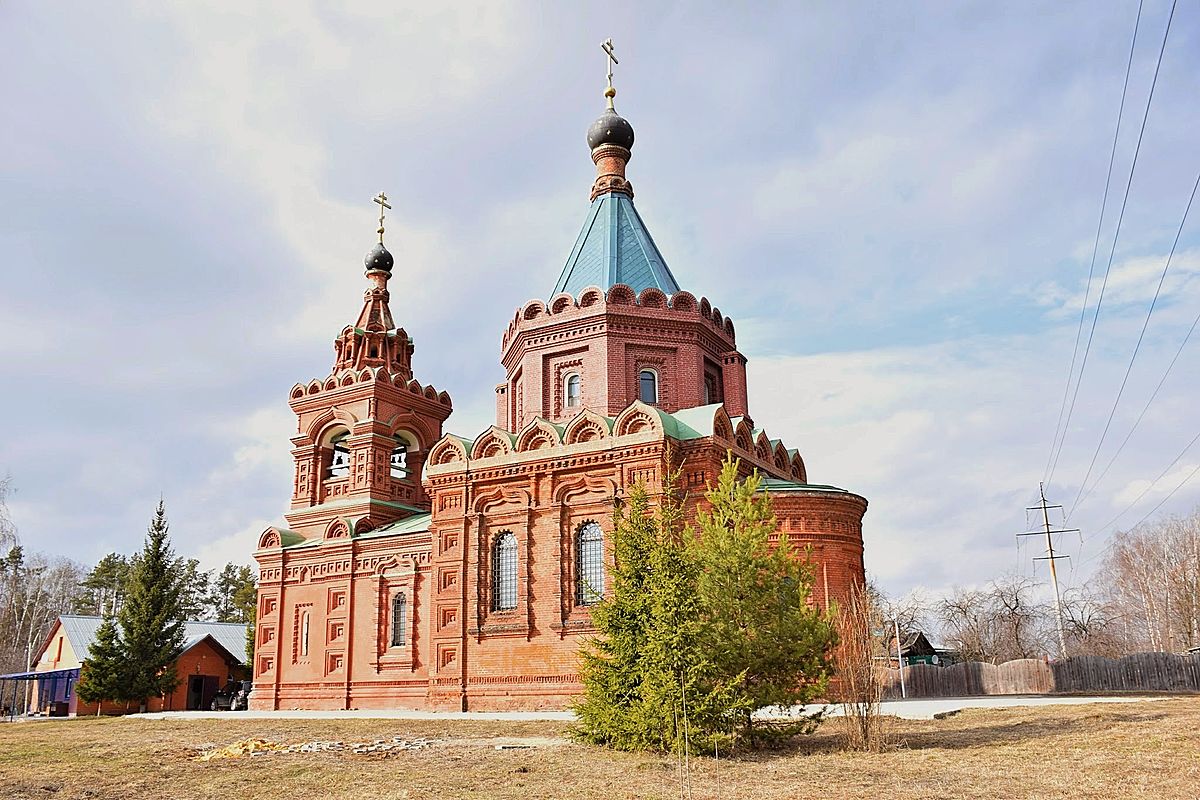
1018, 483, 1078, 659
894, 617, 906, 699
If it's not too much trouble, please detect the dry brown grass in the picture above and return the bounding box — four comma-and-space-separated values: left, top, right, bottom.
1, 699, 1198, 799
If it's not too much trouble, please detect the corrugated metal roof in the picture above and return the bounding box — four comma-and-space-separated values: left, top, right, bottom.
551, 193, 681, 299
56, 615, 248, 666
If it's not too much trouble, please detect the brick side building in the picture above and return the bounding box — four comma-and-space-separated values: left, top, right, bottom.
250, 81, 867, 712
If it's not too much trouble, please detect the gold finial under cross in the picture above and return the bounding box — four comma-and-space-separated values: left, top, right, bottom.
601, 38, 618, 110
373, 191, 391, 244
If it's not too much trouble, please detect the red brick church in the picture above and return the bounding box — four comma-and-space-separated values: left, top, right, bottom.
251, 70, 868, 711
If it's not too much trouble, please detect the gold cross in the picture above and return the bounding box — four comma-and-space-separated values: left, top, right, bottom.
373, 191, 391, 244
601, 38, 618, 109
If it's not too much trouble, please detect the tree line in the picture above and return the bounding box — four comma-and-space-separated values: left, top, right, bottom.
876, 506, 1200, 663
0, 478, 256, 684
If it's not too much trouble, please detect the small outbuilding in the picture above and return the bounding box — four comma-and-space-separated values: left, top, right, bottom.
1, 615, 248, 717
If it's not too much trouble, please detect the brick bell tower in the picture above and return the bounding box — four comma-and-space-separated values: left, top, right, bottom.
279, 194, 453, 543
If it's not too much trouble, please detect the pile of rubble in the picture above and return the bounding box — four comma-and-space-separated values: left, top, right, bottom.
197, 736, 438, 761
197, 738, 287, 761
289, 736, 438, 755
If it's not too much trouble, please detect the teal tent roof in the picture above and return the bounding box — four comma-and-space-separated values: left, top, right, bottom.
551, 193, 681, 299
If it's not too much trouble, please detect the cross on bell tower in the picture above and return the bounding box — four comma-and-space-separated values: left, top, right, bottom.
281, 194, 453, 539
374, 191, 391, 244
601, 38, 618, 109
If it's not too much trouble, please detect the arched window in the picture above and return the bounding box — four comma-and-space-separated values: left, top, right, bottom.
390, 593, 407, 647
576, 522, 605, 605
638, 369, 658, 404
565, 373, 581, 408
327, 430, 351, 478
491, 532, 517, 611
390, 435, 409, 479
300, 610, 310, 657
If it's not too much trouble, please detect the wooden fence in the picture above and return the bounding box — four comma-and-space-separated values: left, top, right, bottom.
880, 652, 1200, 698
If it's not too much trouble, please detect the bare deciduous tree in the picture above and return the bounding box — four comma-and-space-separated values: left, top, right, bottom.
936, 575, 1053, 663
1098, 509, 1200, 653
0, 479, 87, 699
833, 583, 889, 751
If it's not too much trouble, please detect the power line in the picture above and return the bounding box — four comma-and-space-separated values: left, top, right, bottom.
1043, 0, 1145, 486
1046, 0, 1177, 489
1077, 458, 1200, 571
1068, 169, 1200, 518
1074, 427, 1200, 568
1074, 304, 1200, 516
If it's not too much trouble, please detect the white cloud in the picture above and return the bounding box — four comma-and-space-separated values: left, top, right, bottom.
1046, 249, 1200, 320
1112, 461, 1200, 509
4, 1, 1200, 606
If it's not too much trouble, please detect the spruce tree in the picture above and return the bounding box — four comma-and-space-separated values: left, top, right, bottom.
76, 614, 125, 713
574, 484, 659, 748
574, 481, 740, 752
575, 457, 838, 751
118, 501, 186, 712
693, 457, 837, 743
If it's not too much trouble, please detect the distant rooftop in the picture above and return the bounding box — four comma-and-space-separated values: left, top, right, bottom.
55, 615, 248, 666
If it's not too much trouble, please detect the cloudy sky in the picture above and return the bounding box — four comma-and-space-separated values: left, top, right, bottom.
2, 1, 1198, 600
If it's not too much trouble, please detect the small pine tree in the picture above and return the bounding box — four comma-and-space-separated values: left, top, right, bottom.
76, 614, 125, 713
574, 484, 660, 748
119, 501, 186, 712
574, 480, 740, 752
575, 456, 837, 752
693, 457, 838, 744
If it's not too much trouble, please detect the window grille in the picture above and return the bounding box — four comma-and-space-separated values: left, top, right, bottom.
638, 370, 658, 404
577, 522, 605, 605
566, 374, 581, 408
300, 611, 310, 657
391, 593, 407, 647
492, 532, 518, 611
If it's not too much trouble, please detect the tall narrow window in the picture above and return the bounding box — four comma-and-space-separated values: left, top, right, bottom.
300, 611, 310, 657
390, 436, 409, 479
576, 522, 605, 605
390, 593, 407, 647
327, 431, 351, 478
492, 532, 518, 611
565, 373, 581, 408
638, 369, 658, 404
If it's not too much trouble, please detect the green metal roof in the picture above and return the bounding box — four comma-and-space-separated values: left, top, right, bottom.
759, 477, 851, 494
364, 512, 432, 537
667, 404, 722, 440
551, 193, 681, 298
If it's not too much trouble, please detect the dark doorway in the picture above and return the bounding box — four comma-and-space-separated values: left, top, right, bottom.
200, 676, 219, 710
187, 676, 204, 710
186, 675, 220, 710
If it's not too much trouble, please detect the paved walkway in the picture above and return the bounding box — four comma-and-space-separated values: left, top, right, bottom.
135, 694, 1171, 723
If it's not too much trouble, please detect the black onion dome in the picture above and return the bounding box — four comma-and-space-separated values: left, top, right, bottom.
587, 108, 635, 151
364, 242, 394, 274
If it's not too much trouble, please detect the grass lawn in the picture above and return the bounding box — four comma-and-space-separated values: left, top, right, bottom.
1, 699, 1197, 799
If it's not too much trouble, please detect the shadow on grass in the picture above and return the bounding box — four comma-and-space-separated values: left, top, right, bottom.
707, 708, 1172, 762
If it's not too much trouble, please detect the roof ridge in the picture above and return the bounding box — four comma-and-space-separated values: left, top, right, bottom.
551, 194, 681, 299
